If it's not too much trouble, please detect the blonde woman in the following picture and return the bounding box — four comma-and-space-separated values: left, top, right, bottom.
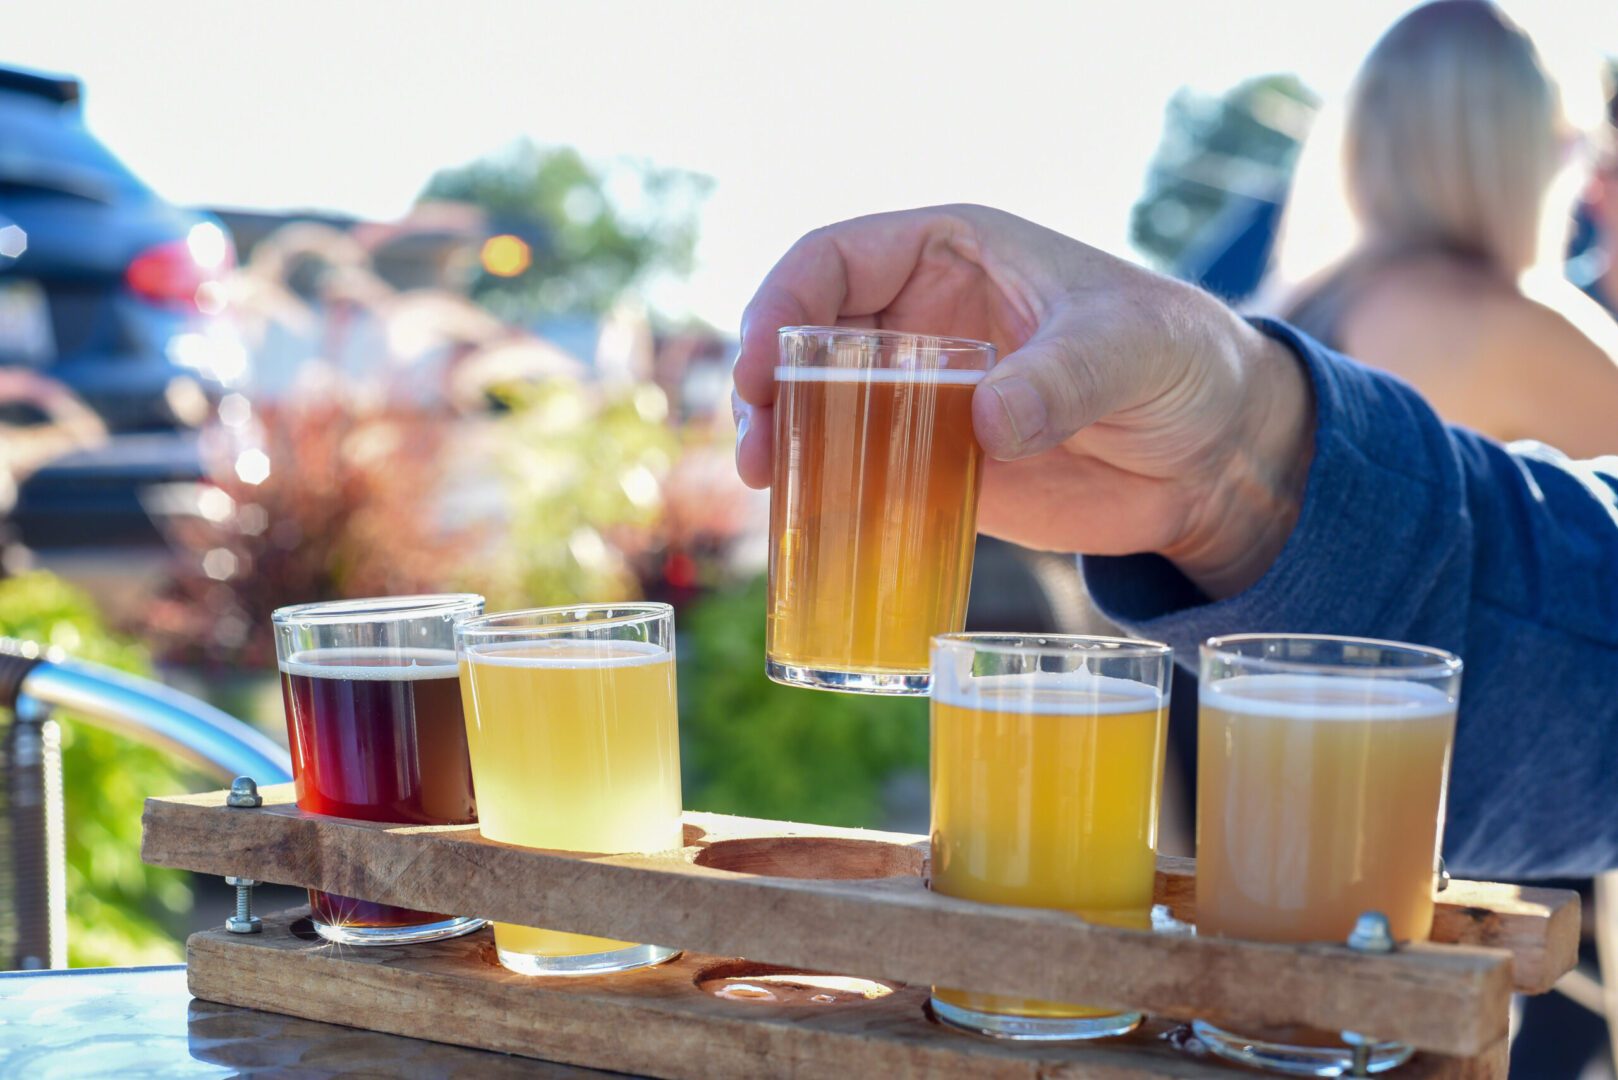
1267, 0, 1618, 457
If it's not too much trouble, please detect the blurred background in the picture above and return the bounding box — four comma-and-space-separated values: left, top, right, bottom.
1, 0, 1616, 1072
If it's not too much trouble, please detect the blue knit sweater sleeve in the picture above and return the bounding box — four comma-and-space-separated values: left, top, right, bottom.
1084, 318, 1618, 879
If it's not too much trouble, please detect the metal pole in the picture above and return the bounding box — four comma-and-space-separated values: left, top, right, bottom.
0, 638, 292, 967
5, 694, 61, 970
17, 659, 290, 784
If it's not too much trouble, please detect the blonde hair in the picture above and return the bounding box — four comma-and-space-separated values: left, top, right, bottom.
1273, 1, 1582, 341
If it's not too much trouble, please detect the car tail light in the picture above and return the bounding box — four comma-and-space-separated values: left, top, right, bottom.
126, 223, 235, 311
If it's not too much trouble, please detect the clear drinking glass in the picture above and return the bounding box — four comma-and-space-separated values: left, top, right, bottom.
929, 633, 1171, 1040
1193, 633, 1462, 1076
767, 326, 995, 695
455, 603, 684, 975
272, 594, 486, 946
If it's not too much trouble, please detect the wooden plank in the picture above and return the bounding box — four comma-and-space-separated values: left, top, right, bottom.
143, 787, 1526, 1056
185, 909, 1494, 1080
1152, 857, 1579, 995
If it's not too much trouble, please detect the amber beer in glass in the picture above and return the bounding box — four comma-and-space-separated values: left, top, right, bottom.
1194, 634, 1462, 1076
929, 634, 1171, 1040
272, 595, 486, 946
456, 604, 683, 976
767, 326, 995, 695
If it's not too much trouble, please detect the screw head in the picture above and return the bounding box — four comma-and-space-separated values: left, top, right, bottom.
225, 914, 263, 935
224, 876, 258, 888
226, 776, 263, 808
1346, 911, 1396, 953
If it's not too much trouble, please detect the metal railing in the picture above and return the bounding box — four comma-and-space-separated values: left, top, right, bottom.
0, 639, 291, 969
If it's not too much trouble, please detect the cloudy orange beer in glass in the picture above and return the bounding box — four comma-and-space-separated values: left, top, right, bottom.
929, 633, 1171, 1040
767, 326, 995, 695
1194, 633, 1462, 1076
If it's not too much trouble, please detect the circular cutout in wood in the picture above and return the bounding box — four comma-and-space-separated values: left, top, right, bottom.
695, 960, 899, 1005
692, 836, 923, 879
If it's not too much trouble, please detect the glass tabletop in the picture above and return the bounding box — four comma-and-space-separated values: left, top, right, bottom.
0, 965, 612, 1077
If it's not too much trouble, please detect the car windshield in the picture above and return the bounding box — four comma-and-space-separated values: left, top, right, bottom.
0, 90, 150, 201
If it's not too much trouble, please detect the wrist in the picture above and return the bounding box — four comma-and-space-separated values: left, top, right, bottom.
1166, 319, 1316, 599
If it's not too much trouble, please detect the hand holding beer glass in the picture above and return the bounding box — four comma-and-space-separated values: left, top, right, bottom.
455, 603, 684, 976
768, 326, 995, 694
929, 634, 1171, 1040
1193, 634, 1462, 1075
273, 595, 486, 946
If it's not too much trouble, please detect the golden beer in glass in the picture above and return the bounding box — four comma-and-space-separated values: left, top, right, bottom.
1193, 634, 1461, 1076
456, 604, 683, 976
768, 327, 995, 695
929, 634, 1171, 1040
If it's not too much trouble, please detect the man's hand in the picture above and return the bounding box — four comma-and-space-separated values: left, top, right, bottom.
732, 205, 1314, 599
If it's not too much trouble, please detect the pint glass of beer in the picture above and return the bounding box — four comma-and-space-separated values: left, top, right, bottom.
1194, 633, 1462, 1075
929, 634, 1171, 1040
455, 603, 683, 975
273, 594, 486, 945
768, 326, 995, 695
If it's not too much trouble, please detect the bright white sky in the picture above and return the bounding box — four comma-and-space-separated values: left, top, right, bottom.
3, 1, 1613, 328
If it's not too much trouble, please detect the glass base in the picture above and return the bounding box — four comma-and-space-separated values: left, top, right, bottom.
1192, 1021, 1414, 1076
313, 915, 485, 946
497, 942, 680, 976
930, 996, 1142, 1041
765, 658, 929, 696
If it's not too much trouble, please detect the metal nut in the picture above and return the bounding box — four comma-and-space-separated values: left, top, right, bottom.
223, 876, 257, 888
1346, 911, 1395, 953
225, 914, 263, 934
226, 776, 263, 808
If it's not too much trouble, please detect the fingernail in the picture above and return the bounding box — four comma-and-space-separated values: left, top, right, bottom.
734, 405, 751, 466
987, 377, 1047, 447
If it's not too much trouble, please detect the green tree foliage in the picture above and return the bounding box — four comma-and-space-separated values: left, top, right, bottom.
486, 377, 679, 609
419, 142, 712, 320
1131, 74, 1319, 268
677, 577, 927, 827
0, 572, 199, 965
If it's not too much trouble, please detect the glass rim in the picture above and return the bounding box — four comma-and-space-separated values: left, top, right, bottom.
932, 632, 1172, 660
271, 593, 484, 626
778, 324, 995, 355
455, 602, 672, 639
1201, 633, 1462, 679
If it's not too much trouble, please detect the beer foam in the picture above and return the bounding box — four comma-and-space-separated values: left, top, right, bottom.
462, 639, 670, 669
774, 366, 986, 385
932, 672, 1165, 716
279, 647, 459, 681
1203, 675, 1455, 721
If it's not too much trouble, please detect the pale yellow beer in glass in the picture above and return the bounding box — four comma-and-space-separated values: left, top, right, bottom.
768, 327, 995, 695
1193, 634, 1461, 1076
455, 604, 683, 976
929, 634, 1171, 1041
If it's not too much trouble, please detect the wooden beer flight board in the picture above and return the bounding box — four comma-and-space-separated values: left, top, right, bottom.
143, 786, 1579, 1079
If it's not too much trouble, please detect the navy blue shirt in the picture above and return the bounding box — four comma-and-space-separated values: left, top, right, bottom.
1085, 319, 1618, 881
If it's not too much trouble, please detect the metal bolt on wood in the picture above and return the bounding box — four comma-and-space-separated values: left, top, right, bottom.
224, 776, 263, 933
1344, 912, 1396, 1076
226, 775, 263, 808
224, 876, 261, 934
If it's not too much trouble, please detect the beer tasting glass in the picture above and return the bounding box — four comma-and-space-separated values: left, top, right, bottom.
929, 634, 1171, 1040
1194, 633, 1462, 1076
767, 326, 996, 695
273, 594, 486, 946
455, 603, 683, 975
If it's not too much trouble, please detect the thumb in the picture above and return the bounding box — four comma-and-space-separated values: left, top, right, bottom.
972, 309, 1133, 460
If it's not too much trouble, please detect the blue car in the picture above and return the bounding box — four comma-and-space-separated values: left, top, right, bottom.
0, 65, 243, 548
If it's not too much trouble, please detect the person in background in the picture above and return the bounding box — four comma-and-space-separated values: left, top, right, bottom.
1265, 0, 1618, 458
1577, 83, 1618, 315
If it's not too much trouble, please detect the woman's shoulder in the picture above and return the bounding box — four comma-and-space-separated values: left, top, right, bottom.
1337, 255, 1512, 362
1343, 256, 1616, 361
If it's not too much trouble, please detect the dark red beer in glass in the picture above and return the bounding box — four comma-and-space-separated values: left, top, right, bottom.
273, 596, 484, 946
